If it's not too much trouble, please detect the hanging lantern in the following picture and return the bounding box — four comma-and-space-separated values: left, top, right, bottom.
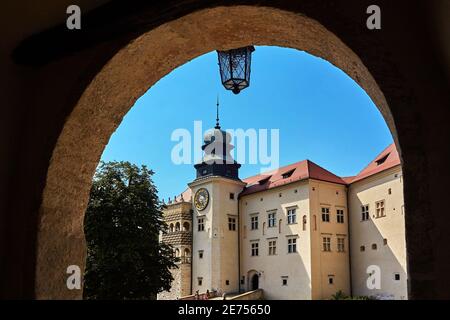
217, 46, 255, 94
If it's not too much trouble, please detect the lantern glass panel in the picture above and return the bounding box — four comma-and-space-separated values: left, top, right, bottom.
217, 46, 254, 94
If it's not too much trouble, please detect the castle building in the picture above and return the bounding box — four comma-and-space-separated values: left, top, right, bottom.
158, 113, 407, 300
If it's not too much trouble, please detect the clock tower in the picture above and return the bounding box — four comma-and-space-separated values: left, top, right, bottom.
189, 101, 246, 295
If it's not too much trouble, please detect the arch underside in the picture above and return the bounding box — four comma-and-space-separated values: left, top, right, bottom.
36, 5, 410, 299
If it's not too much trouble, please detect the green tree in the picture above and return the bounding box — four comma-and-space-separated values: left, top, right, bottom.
83, 161, 177, 299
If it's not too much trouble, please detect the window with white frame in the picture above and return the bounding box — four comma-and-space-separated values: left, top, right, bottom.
251, 242, 259, 256
228, 216, 236, 231
251, 215, 258, 230
268, 211, 276, 227
322, 236, 331, 252
287, 208, 297, 224
337, 209, 344, 223
287, 237, 297, 253
337, 237, 345, 252
375, 200, 386, 218
321, 207, 330, 222
361, 205, 369, 221
198, 217, 205, 231
268, 240, 277, 256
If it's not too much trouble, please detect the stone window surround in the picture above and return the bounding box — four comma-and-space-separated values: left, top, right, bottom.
285, 205, 298, 225
267, 210, 277, 228
286, 234, 299, 254
250, 213, 259, 230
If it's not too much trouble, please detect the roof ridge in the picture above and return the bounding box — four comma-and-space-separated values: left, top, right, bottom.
306, 159, 312, 178
306, 159, 346, 181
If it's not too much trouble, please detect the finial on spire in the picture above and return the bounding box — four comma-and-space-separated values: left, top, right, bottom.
215, 95, 221, 129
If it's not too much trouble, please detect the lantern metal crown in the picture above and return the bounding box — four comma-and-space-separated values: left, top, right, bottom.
217, 46, 255, 94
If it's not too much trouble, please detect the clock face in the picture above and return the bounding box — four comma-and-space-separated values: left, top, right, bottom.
194, 188, 209, 211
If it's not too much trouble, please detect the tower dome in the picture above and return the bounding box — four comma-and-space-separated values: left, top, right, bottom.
202, 127, 235, 164
194, 99, 241, 180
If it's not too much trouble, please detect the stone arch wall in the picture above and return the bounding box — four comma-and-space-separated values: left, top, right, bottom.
36, 5, 396, 299
0, 1, 440, 300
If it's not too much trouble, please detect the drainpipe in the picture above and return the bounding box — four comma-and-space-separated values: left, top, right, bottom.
346, 185, 353, 297
238, 194, 241, 293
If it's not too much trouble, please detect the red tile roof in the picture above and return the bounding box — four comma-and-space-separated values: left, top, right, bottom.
240, 159, 347, 196
171, 143, 401, 200
172, 188, 192, 203
349, 143, 401, 183
341, 176, 356, 184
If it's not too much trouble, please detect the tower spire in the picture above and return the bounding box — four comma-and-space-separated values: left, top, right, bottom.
215, 95, 221, 129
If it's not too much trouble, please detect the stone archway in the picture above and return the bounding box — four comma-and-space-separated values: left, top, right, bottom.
247, 270, 260, 291
36, 5, 398, 299
251, 273, 259, 291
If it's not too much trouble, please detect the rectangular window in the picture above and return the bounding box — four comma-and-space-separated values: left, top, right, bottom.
376, 200, 385, 218
321, 207, 330, 222
229, 193, 235, 200
287, 208, 297, 224
337, 209, 344, 223
361, 205, 369, 221
282, 277, 288, 286
322, 237, 331, 252
268, 240, 277, 255
268, 211, 276, 227
288, 238, 297, 253
228, 217, 236, 231
198, 217, 205, 231
198, 277, 203, 286
251, 215, 259, 230
251, 242, 259, 256
337, 237, 345, 252
394, 273, 400, 281
328, 275, 334, 285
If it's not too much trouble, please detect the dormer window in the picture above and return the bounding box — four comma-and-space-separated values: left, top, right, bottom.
258, 176, 271, 185
375, 153, 390, 165
282, 169, 295, 179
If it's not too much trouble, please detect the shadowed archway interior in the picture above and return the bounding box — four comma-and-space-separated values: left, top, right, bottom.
5, 1, 440, 300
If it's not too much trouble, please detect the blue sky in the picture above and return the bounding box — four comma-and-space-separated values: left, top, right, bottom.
101, 46, 393, 201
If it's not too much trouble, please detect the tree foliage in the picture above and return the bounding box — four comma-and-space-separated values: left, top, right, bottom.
83, 161, 177, 299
